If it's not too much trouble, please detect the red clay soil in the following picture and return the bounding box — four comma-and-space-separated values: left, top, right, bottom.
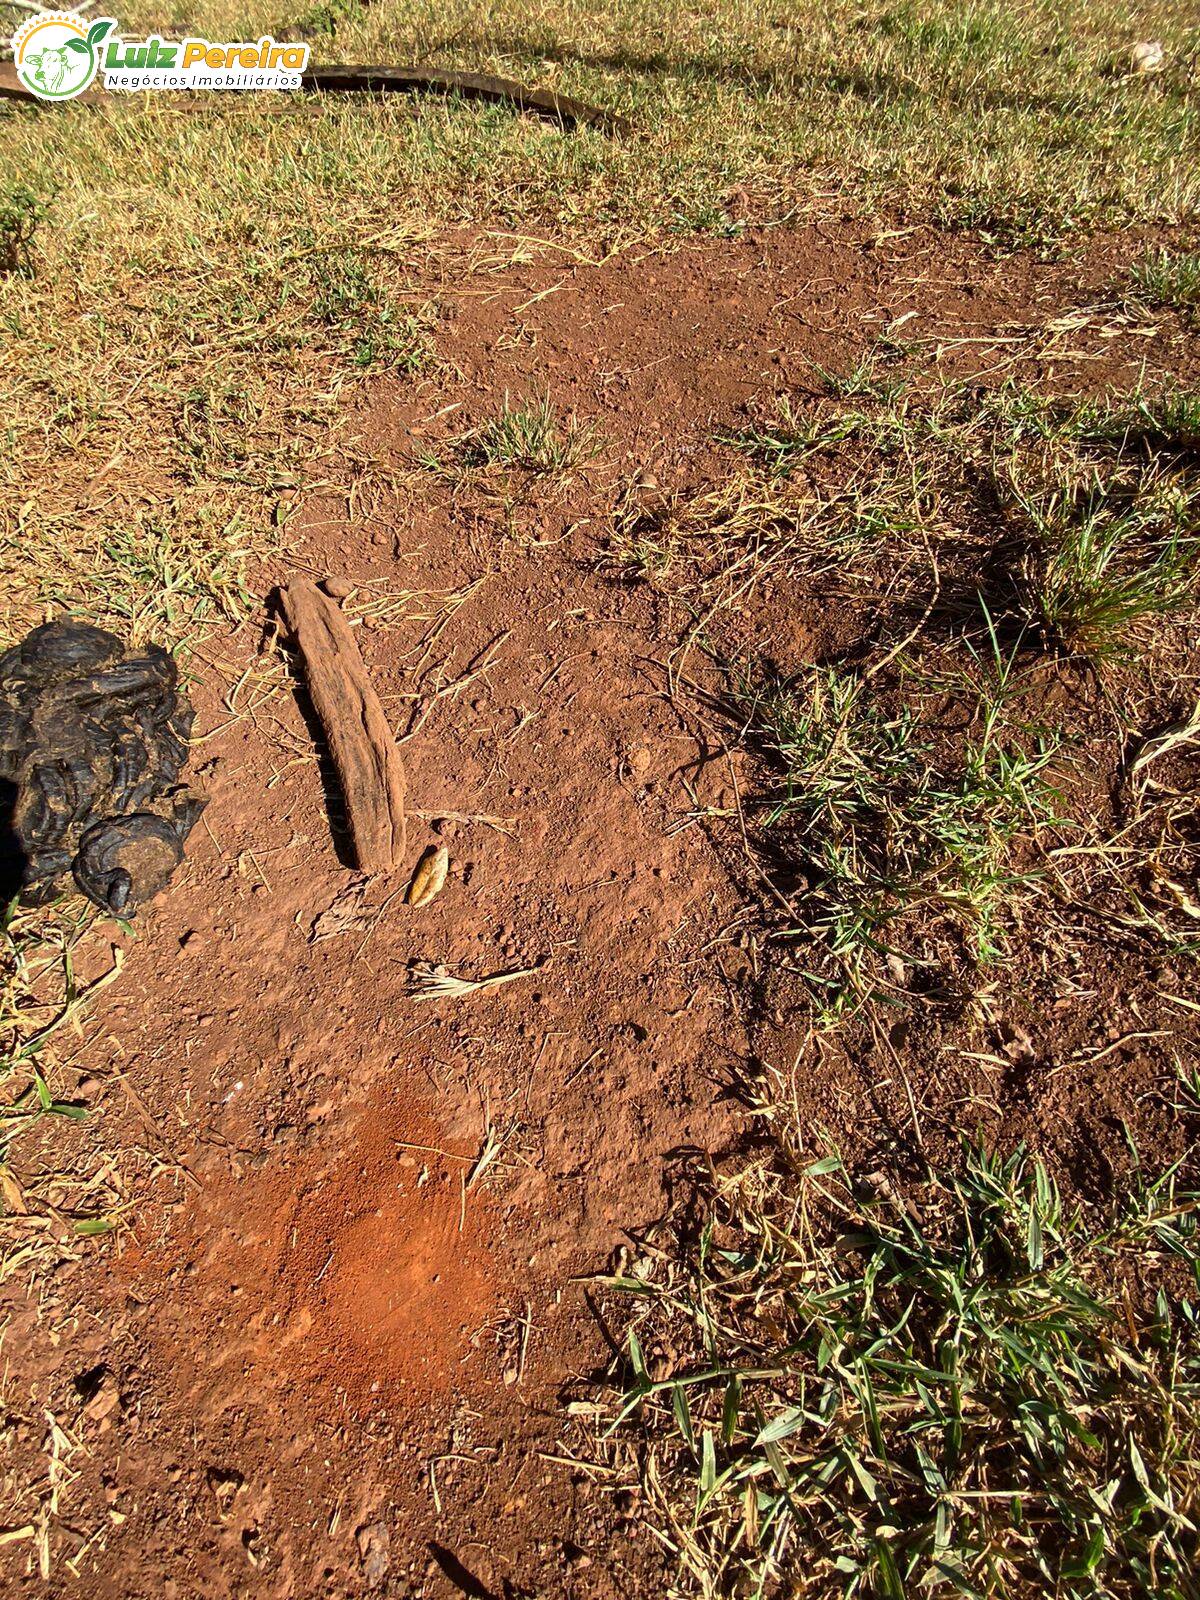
2, 219, 1197, 1598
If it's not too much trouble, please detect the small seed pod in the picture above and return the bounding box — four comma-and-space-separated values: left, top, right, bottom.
407, 843, 449, 908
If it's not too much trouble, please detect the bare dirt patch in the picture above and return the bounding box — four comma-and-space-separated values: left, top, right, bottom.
2, 219, 1197, 1597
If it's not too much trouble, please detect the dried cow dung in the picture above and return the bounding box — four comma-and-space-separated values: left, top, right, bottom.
0, 621, 206, 913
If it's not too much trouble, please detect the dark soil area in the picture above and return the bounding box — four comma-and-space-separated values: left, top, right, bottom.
2, 218, 1198, 1597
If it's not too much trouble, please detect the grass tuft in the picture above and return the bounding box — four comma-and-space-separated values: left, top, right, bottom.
731, 647, 1062, 1009
1130, 249, 1200, 315
1016, 478, 1198, 659
463, 394, 598, 474
600, 1138, 1200, 1600
1030, 492, 1196, 656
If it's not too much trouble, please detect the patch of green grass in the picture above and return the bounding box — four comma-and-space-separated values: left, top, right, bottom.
723, 353, 916, 476
606, 378, 1200, 1002
988, 386, 1200, 460
305, 246, 441, 371
97, 516, 258, 634
1112, 389, 1200, 454
287, 0, 371, 37
1019, 481, 1198, 659
714, 377, 1200, 659
601, 1138, 1200, 1599
603, 522, 680, 585
725, 395, 915, 479
585, 372, 1200, 1597
720, 395, 821, 479
0, 184, 46, 278
603, 475, 806, 587
983, 388, 1200, 657
1130, 248, 1200, 315
463, 394, 598, 474
732, 646, 1062, 1010
815, 351, 911, 405
0, 898, 100, 1147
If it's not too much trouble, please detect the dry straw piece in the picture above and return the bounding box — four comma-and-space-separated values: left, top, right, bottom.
405, 960, 545, 1001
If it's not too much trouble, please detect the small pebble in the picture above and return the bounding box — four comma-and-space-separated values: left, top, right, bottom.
322, 577, 354, 600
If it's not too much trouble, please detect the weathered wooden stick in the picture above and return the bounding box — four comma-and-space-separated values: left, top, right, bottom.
279, 579, 407, 872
